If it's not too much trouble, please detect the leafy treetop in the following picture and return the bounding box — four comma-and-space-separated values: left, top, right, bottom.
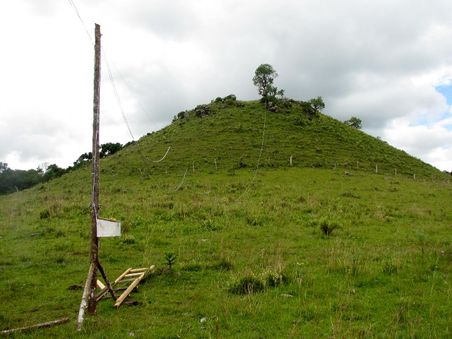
344, 116, 362, 129
253, 64, 284, 109
309, 96, 325, 111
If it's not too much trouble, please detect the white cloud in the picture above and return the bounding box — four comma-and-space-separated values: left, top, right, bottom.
1, 0, 452, 171
383, 116, 452, 171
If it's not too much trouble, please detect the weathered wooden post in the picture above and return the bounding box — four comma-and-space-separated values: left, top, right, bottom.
77, 23, 101, 331
88, 22, 102, 315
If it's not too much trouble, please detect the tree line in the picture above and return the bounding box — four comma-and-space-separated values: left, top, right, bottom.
0, 142, 126, 195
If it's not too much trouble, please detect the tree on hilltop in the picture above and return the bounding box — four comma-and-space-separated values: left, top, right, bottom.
309, 96, 325, 111
252, 64, 284, 109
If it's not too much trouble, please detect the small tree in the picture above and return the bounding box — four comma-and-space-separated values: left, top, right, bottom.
309, 96, 325, 111
100, 142, 123, 158
165, 252, 176, 270
344, 116, 362, 129
43, 164, 66, 182
0, 162, 8, 174
252, 64, 284, 109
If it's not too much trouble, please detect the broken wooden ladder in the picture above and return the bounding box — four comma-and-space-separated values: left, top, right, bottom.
96, 265, 155, 308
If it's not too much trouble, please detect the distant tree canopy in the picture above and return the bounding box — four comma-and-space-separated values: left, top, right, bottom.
100, 142, 123, 158
344, 116, 362, 129
252, 64, 284, 109
0, 164, 43, 194
309, 96, 325, 112
73, 152, 93, 168
0, 162, 8, 173
43, 164, 66, 182
0, 141, 127, 195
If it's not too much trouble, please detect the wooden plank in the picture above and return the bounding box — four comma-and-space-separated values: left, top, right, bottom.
1, 317, 69, 335
97, 261, 117, 300
96, 268, 132, 301
77, 262, 96, 331
124, 272, 145, 278
115, 268, 133, 283
114, 277, 144, 308
114, 265, 154, 308
129, 268, 148, 273
96, 279, 105, 290
118, 276, 144, 283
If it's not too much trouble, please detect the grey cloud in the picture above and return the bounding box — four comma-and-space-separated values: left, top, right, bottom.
88, 0, 452, 134
122, 0, 200, 40
5, 0, 452, 170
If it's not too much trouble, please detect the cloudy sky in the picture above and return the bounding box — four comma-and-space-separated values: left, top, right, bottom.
1, 0, 452, 171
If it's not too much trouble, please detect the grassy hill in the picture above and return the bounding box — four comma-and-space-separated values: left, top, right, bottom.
105, 98, 443, 179
0, 98, 450, 337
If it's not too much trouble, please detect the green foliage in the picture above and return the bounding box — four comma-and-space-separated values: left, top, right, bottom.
344, 116, 363, 129
0, 168, 451, 336
0, 97, 450, 337
39, 208, 51, 219
72, 151, 92, 168
265, 270, 290, 287
0, 165, 43, 195
319, 220, 339, 236
100, 142, 123, 158
165, 252, 177, 269
43, 164, 66, 182
252, 64, 284, 109
0, 162, 7, 173
229, 275, 265, 295
309, 96, 325, 111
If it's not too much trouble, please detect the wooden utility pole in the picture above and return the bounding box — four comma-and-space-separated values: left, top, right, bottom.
88, 22, 102, 315
77, 23, 101, 331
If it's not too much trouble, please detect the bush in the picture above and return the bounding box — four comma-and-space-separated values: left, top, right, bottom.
265, 271, 290, 287
320, 220, 339, 236
40, 209, 51, 219
229, 276, 265, 295
223, 94, 236, 102
194, 105, 211, 117
210, 259, 233, 271
121, 234, 136, 244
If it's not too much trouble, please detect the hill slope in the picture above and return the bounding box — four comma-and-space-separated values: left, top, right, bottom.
102, 98, 442, 180
0, 98, 450, 337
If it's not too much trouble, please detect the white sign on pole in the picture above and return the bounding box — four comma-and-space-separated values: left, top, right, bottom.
97, 218, 121, 237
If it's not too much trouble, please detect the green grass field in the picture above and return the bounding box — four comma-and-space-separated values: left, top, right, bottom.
0, 99, 451, 337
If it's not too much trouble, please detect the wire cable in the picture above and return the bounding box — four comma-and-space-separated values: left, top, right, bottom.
153, 146, 171, 163
67, 0, 93, 44
102, 50, 136, 141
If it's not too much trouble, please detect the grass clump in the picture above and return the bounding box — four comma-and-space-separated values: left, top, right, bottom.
165, 252, 177, 270
121, 234, 136, 244
229, 275, 265, 295
320, 220, 340, 236
265, 270, 290, 287
210, 258, 234, 271
39, 209, 50, 219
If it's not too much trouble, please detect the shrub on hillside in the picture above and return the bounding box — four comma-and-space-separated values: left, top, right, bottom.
320, 220, 340, 236
229, 276, 265, 295
212, 94, 243, 107
194, 105, 211, 117
265, 270, 290, 287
